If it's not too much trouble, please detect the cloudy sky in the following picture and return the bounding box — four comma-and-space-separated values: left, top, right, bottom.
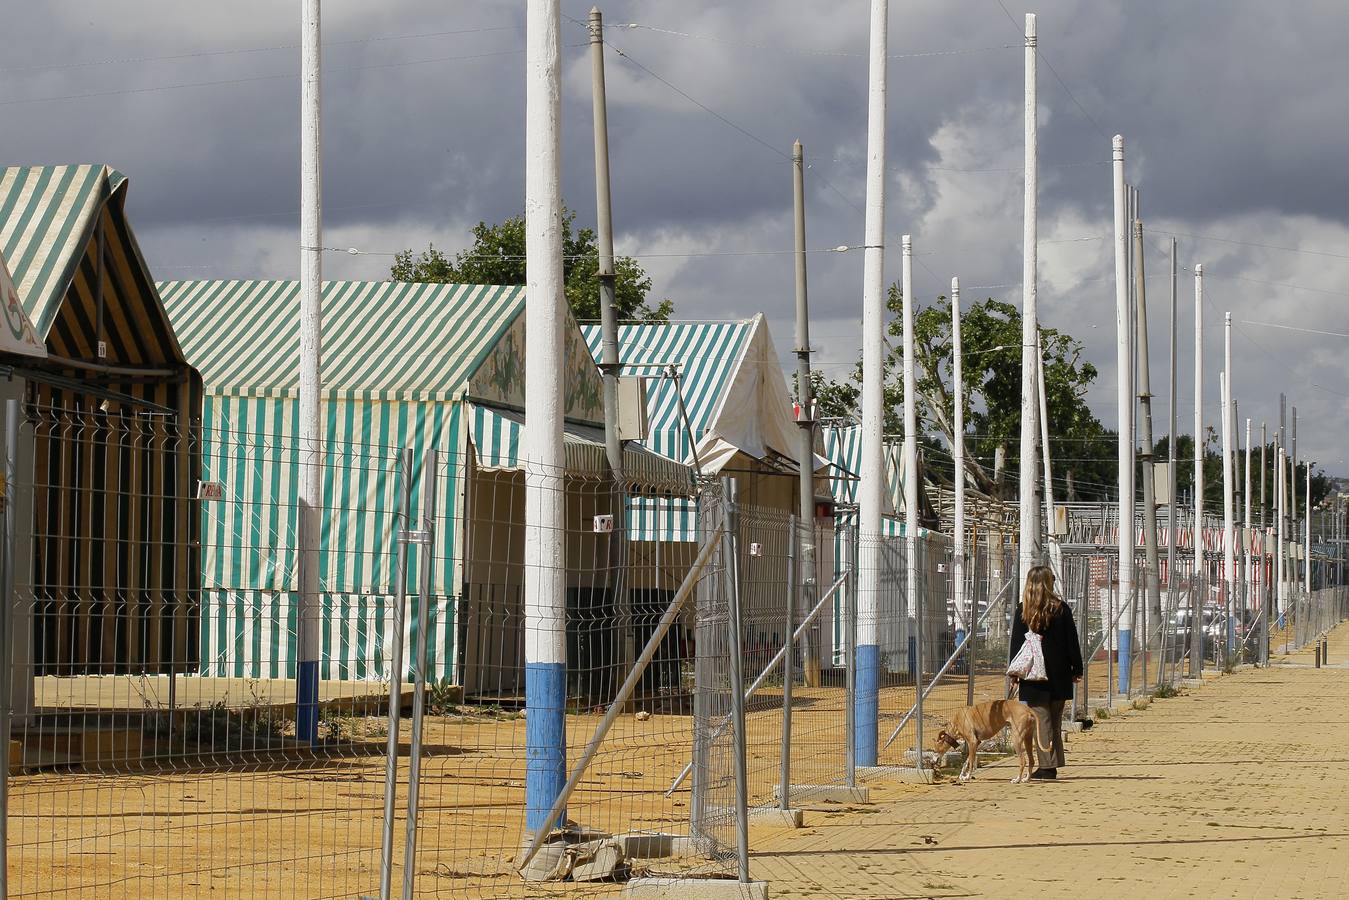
6, 0, 1348, 473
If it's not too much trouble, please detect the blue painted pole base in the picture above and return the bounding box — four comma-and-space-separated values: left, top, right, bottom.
1117, 629, 1132, 695
854, 644, 879, 768
296, 659, 319, 745
525, 661, 567, 835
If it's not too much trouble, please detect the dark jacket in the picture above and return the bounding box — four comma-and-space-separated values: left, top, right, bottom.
1010, 600, 1084, 703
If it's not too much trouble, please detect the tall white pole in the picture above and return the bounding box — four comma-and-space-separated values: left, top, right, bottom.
952, 277, 967, 642
1221, 314, 1235, 659
901, 234, 921, 766
296, 0, 323, 745
1113, 135, 1134, 692
1019, 12, 1041, 587
901, 236, 918, 561
523, 0, 568, 837
1037, 331, 1058, 582
855, 0, 888, 769
1167, 238, 1178, 611
1305, 466, 1312, 592
1192, 265, 1204, 606
1277, 445, 1286, 621
1244, 418, 1253, 629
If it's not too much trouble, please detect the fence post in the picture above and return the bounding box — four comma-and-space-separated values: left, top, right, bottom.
689, 480, 718, 847
721, 479, 751, 882
401, 450, 438, 900
379, 448, 414, 900
913, 539, 925, 775
967, 540, 976, 708
780, 515, 797, 811
1190, 572, 1201, 678
844, 521, 857, 789
0, 398, 14, 900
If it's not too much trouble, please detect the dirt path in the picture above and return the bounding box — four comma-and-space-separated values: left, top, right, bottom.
750, 622, 1349, 899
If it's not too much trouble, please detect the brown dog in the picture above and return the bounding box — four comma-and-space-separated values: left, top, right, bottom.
933, 698, 1046, 784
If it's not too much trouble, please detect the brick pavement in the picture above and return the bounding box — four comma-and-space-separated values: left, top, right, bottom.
749, 621, 1349, 899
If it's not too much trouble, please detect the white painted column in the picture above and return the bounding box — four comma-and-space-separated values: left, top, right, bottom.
1220, 368, 1235, 658
952, 277, 967, 641
1244, 418, 1253, 626
523, 0, 568, 836
1038, 331, 1061, 583
1305, 469, 1312, 593
296, 0, 323, 744
901, 234, 919, 652
1112, 135, 1134, 692
1019, 12, 1042, 588
855, 0, 889, 769
1192, 265, 1205, 608
1277, 446, 1287, 620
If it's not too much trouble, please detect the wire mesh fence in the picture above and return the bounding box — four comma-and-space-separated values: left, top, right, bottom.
4, 399, 1348, 899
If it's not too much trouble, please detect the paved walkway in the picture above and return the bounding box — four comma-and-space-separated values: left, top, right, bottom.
752, 622, 1349, 899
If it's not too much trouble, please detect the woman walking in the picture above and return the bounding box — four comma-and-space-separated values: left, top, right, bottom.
1009, 565, 1083, 780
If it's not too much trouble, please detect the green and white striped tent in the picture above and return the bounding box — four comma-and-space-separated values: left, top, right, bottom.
161, 279, 680, 683
580, 315, 801, 541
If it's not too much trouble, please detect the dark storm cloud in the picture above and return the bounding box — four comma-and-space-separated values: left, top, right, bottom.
5, 0, 1349, 466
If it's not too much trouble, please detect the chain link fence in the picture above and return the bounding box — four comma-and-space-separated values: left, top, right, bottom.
4, 402, 1347, 899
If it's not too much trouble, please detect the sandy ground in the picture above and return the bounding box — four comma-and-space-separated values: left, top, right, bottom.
7, 624, 1331, 899
750, 621, 1349, 899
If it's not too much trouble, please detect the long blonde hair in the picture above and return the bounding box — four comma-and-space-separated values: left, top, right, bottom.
1021, 565, 1062, 633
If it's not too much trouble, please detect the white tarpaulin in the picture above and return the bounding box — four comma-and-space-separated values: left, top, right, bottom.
0, 250, 45, 358
692, 313, 800, 474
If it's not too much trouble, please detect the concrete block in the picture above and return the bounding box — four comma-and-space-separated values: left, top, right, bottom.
857, 765, 936, 784
746, 807, 804, 828
622, 877, 769, 899
612, 832, 698, 859
772, 783, 870, 805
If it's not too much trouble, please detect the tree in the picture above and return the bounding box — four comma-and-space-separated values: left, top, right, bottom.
800, 289, 1114, 499
901, 290, 1114, 500
391, 208, 673, 321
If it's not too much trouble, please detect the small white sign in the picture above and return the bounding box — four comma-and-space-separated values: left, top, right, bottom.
937, 563, 948, 573
749, 542, 764, 557
592, 514, 614, 534
197, 481, 225, 501
97, 340, 107, 359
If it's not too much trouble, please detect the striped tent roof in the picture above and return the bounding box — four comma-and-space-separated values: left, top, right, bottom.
159, 280, 525, 400
0, 165, 187, 362
580, 319, 754, 464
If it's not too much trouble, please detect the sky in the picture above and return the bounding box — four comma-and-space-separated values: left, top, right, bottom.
5, 0, 1348, 473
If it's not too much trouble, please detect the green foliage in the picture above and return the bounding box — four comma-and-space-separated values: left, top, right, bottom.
391, 208, 672, 322
796, 370, 860, 421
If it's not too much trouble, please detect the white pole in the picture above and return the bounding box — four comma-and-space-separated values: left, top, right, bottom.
855, 0, 888, 770
1244, 417, 1252, 629
1305, 466, 1312, 593
901, 234, 921, 769
1223, 314, 1236, 659
901, 236, 918, 569
1192, 265, 1204, 607
296, 0, 323, 745
523, 0, 568, 837
1019, 12, 1041, 587
1037, 331, 1059, 583
1277, 446, 1286, 622
1112, 134, 1134, 692
952, 277, 967, 641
